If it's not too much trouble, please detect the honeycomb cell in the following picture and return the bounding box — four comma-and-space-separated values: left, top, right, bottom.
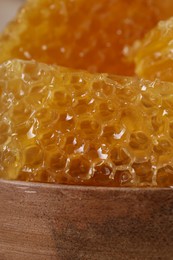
53, 91, 72, 107
98, 102, 115, 121
102, 125, 117, 143
24, 145, 43, 166
153, 139, 171, 155
115, 170, 133, 187
55, 112, 75, 132
92, 81, 115, 97
129, 132, 149, 150
15, 122, 33, 138
1, 0, 173, 76
40, 130, 57, 147
35, 108, 57, 126
64, 135, 85, 155
0, 148, 21, 180
17, 170, 31, 182
151, 114, 165, 133
141, 93, 161, 109
68, 155, 91, 180
79, 119, 100, 139
73, 99, 93, 115
91, 161, 114, 186
47, 151, 67, 172
156, 166, 173, 187
85, 144, 99, 161
1, 59, 173, 187
132, 161, 153, 185
110, 148, 131, 166
12, 101, 32, 124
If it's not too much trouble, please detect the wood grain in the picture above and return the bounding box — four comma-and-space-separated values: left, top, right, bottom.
0, 180, 173, 260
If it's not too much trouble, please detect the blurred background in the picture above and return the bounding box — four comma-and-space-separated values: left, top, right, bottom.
0, 0, 23, 32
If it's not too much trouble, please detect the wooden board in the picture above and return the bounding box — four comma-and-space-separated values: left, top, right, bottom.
0, 180, 173, 259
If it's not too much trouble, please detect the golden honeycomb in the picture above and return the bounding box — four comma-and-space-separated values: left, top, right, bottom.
133, 17, 173, 82
1, 59, 173, 187
1, 0, 173, 76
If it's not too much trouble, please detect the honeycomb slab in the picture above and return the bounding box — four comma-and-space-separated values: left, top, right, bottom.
133, 17, 173, 82
1, 59, 173, 187
1, 0, 173, 76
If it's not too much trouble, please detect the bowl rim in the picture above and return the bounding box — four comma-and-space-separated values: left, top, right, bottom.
0, 179, 172, 192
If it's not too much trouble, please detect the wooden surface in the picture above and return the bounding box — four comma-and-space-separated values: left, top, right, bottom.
0, 180, 173, 260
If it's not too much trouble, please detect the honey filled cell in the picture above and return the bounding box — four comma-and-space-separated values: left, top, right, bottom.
1, 0, 173, 75
1, 59, 173, 187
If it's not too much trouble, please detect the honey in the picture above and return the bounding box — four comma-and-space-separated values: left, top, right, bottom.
1, 59, 173, 187
133, 17, 173, 82
1, 0, 173, 76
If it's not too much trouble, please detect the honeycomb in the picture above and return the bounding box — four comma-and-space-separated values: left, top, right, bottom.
1, 0, 173, 76
1, 59, 173, 187
133, 17, 173, 82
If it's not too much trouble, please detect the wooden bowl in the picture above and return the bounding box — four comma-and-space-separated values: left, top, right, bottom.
0, 180, 173, 260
